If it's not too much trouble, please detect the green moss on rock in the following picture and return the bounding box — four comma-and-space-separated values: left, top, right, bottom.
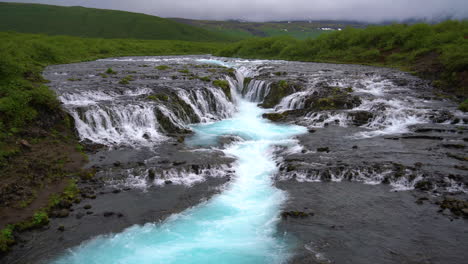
212, 80, 231, 100
147, 94, 169, 102
262, 112, 285, 122
155, 65, 171, 70
459, 99, 468, 112
261, 80, 302, 108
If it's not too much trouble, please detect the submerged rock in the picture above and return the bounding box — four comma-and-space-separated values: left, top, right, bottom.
281, 211, 314, 218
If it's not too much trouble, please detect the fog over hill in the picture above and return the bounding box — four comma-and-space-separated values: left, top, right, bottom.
2, 0, 467, 22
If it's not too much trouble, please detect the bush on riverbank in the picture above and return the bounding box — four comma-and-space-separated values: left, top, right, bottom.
217, 20, 468, 98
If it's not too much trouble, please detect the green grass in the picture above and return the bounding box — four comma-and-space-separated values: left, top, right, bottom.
0, 225, 14, 252
0, 2, 236, 42
0, 31, 225, 166
217, 20, 468, 97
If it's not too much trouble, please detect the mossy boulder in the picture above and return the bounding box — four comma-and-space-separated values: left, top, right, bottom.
304, 86, 361, 111
414, 180, 433, 191
459, 99, 468, 112
118, 75, 134, 85
261, 80, 303, 108
147, 94, 169, 102
155, 65, 171, 70
262, 112, 285, 122
348, 111, 374, 126
212, 80, 231, 100
243, 77, 252, 87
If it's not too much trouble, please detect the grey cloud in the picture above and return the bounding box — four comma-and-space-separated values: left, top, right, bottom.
3, 0, 467, 22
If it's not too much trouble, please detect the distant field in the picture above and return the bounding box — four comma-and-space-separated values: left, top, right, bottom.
170, 18, 365, 39
0, 2, 235, 41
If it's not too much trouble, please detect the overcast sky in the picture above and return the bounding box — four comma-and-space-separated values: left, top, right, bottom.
3, 0, 467, 22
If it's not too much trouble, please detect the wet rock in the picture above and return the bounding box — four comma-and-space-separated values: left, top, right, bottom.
308, 129, 316, 133
165, 180, 173, 185
352, 145, 358, 149
430, 110, 454, 123
112, 189, 121, 194
462, 208, 468, 217
191, 164, 200, 174
58, 200, 72, 209
317, 147, 330, 153
86, 211, 93, 215
113, 161, 122, 167
281, 211, 313, 218
83, 204, 92, 210
442, 144, 465, 149
446, 153, 468, 161
173, 161, 186, 166
439, 197, 468, 216
262, 113, 285, 122
148, 169, 156, 181
103, 211, 115, 217
56, 209, 70, 218
76, 212, 85, 219
218, 135, 243, 146
58, 225, 65, 232
415, 181, 433, 191
261, 80, 304, 108
454, 165, 468, 171
348, 111, 374, 126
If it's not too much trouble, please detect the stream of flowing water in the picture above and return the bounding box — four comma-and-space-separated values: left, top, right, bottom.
52, 96, 306, 263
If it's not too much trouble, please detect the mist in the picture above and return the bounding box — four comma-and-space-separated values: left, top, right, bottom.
2, 0, 467, 22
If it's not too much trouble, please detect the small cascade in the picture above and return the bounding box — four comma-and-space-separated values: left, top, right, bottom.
243, 80, 271, 102
56, 67, 237, 147
354, 98, 429, 137
104, 164, 232, 190
71, 103, 165, 146
275, 91, 311, 111
176, 87, 235, 123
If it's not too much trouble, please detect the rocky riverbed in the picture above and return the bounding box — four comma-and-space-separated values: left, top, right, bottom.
1, 56, 467, 264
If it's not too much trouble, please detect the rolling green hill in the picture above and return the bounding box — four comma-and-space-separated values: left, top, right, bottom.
170, 18, 366, 40
0, 2, 235, 41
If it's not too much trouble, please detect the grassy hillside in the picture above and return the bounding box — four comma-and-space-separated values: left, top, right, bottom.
218, 20, 468, 99
0, 31, 225, 252
171, 18, 365, 40
0, 2, 235, 41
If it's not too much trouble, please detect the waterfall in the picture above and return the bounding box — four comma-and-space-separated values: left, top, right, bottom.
58, 79, 236, 147
70, 103, 165, 146
243, 80, 272, 102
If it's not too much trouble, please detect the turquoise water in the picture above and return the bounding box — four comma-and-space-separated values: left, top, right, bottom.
52, 100, 306, 264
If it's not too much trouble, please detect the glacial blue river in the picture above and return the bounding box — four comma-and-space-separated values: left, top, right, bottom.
53, 100, 306, 264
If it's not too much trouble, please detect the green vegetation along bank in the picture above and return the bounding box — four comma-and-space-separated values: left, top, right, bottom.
0, 2, 236, 42
0, 31, 224, 253
217, 20, 468, 99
